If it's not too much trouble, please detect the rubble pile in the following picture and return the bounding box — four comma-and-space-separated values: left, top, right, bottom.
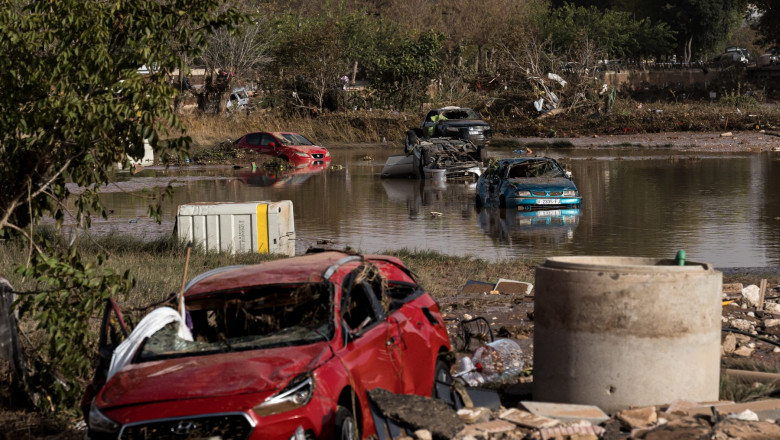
416, 278, 780, 439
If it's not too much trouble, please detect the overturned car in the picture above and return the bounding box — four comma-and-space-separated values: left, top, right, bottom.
381, 138, 485, 181
84, 251, 452, 440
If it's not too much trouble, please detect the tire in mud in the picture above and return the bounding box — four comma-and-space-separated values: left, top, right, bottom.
334, 405, 358, 440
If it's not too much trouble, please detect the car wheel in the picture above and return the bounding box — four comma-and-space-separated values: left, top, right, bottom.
334, 405, 358, 440
475, 194, 483, 209
499, 195, 507, 209
432, 358, 453, 399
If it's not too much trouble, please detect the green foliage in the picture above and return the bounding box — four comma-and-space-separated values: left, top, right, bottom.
365, 31, 445, 110
541, 3, 675, 59
0, 0, 239, 412
16, 241, 134, 411
751, 0, 780, 48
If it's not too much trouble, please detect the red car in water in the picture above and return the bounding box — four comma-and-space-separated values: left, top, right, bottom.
236, 131, 331, 167
84, 251, 452, 440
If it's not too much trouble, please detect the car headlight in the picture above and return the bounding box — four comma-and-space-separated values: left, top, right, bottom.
254, 374, 314, 417
88, 402, 121, 434
515, 190, 531, 196
563, 190, 579, 197
293, 151, 310, 158
324, 151, 330, 158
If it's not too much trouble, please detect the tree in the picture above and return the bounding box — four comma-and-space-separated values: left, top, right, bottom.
365, 30, 445, 110
751, 1, 780, 49
0, 0, 239, 411
199, 1, 276, 113
553, 0, 748, 61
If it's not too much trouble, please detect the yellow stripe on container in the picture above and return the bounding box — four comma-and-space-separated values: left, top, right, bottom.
256, 203, 269, 253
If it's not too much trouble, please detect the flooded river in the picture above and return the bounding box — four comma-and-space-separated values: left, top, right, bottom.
90, 144, 780, 268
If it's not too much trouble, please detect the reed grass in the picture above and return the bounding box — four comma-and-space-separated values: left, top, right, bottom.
181, 110, 410, 151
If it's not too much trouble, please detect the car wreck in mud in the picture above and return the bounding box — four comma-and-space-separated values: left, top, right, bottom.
83, 251, 452, 440
381, 138, 485, 181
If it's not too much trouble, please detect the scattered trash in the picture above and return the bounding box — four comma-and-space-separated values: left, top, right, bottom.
721, 132, 734, 137
471, 339, 524, 384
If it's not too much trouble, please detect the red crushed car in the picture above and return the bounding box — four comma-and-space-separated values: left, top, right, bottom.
84, 251, 452, 440
236, 131, 331, 167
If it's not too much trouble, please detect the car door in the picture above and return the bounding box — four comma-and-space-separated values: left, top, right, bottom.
258, 133, 278, 156
242, 133, 262, 152
337, 272, 407, 394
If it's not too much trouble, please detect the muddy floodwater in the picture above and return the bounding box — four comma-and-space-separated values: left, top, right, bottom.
84, 143, 780, 268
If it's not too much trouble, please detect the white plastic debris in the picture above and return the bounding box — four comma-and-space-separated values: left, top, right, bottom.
472, 339, 524, 384
108, 307, 193, 380
741, 284, 760, 307
727, 409, 759, 421
454, 356, 486, 387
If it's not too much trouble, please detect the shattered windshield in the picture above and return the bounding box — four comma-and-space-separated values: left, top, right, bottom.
278, 133, 314, 146
136, 283, 334, 362
441, 108, 481, 120
506, 159, 565, 179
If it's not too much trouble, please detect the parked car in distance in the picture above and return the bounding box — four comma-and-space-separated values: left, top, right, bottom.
715, 51, 748, 67
475, 157, 582, 210
83, 251, 452, 440
236, 131, 331, 167
726, 46, 752, 62
757, 49, 779, 67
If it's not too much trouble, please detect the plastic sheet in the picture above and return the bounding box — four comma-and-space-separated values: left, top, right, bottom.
108, 307, 192, 380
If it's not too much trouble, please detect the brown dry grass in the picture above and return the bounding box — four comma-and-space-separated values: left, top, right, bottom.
182, 110, 410, 152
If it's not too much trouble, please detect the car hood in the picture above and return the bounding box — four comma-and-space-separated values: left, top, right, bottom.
96, 342, 333, 409
284, 144, 329, 154
438, 120, 490, 128
507, 177, 577, 192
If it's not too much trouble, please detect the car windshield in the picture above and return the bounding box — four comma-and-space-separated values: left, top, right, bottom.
135, 283, 334, 362
278, 133, 314, 146
440, 108, 481, 120
505, 159, 565, 179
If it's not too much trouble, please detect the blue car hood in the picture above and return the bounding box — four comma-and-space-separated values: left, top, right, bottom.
507, 177, 577, 192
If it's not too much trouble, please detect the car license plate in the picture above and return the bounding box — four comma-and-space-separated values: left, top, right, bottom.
536, 210, 562, 217
535, 199, 558, 205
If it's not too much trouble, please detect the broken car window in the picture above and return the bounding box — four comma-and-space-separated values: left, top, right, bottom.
135, 283, 334, 362
507, 159, 565, 179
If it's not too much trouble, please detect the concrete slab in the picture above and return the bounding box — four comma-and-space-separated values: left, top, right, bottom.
498, 408, 559, 429
520, 401, 610, 425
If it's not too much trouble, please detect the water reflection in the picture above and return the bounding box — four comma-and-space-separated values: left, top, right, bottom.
476, 207, 580, 248
230, 162, 329, 188
69, 146, 780, 267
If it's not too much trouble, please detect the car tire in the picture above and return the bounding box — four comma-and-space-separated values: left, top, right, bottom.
334, 405, 358, 440
499, 195, 507, 209
432, 358, 453, 399
475, 194, 483, 209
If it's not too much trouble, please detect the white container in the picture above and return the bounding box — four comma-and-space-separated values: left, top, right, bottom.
177, 201, 295, 256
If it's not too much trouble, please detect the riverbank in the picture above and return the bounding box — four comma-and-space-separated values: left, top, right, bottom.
182, 99, 780, 155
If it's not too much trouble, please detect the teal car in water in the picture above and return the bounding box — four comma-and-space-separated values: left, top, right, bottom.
475, 157, 582, 210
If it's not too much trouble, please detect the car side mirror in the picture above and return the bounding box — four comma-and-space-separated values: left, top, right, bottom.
268, 142, 276, 148
565, 170, 573, 179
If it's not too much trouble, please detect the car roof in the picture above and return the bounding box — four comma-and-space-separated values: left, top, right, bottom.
183, 251, 408, 297
435, 106, 469, 111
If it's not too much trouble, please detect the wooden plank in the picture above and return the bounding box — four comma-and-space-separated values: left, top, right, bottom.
758, 279, 768, 311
